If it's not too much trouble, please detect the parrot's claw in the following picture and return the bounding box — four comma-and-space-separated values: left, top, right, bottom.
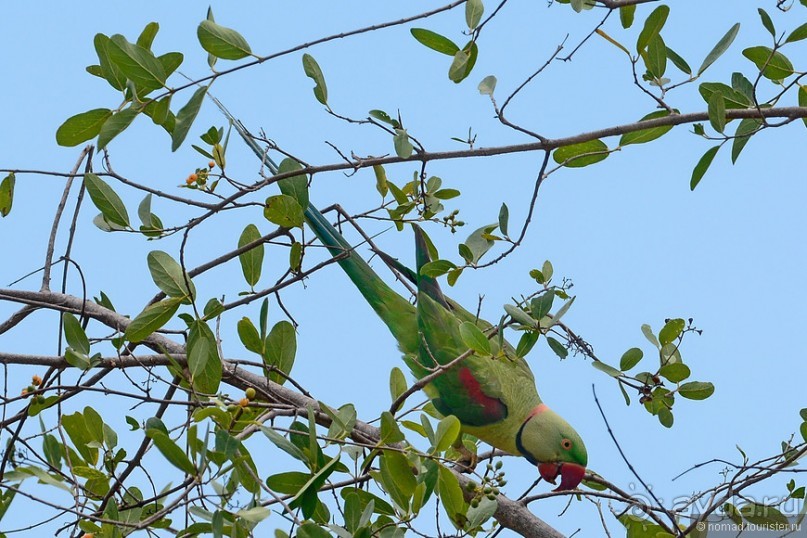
453, 443, 478, 473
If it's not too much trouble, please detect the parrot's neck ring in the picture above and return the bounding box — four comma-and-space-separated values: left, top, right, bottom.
515, 404, 549, 465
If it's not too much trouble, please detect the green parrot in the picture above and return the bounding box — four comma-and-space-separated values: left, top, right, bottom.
215, 101, 588, 490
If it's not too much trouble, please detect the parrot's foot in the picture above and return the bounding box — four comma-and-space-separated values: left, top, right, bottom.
453, 444, 478, 473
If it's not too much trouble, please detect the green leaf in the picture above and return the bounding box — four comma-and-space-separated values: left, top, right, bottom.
147, 251, 195, 298
158, 51, 183, 79
125, 297, 181, 343
698, 23, 740, 75
659, 362, 690, 383
553, 139, 609, 167
739, 503, 789, 526
498, 203, 509, 236
478, 75, 496, 95
187, 319, 222, 394
389, 367, 407, 402
197, 20, 252, 60
136, 22, 159, 50
65, 349, 91, 371
433, 415, 461, 453
143, 95, 172, 126
466, 496, 497, 529
373, 165, 389, 197
547, 337, 568, 359
731, 118, 762, 163
659, 318, 685, 345
620, 5, 635, 28
619, 110, 673, 146
410, 28, 459, 56
742, 46, 794, 81
437, 465, 466, 525
504, 304, 538, 328
698, 82, 751, 109
459, 322, 491, 355
800, 422, 807, 443
237, 317, 263, 355
641, 323, 660, 348
84, 173, 130, 228
592, 361, 621, 377
138, 194, 153, 228
107, 34, 166, 92
264, 194, 304, 228
63, 312, 90, 355
297, 522, 332, 538
266, 470, 310, 494
530, 292, 554, 320
93, 33, 127, 90
380, 451, 416, 509
516, 331, 539, 357
380, 411, 406, 444
463, 224, 497, 263
786, 22, 807, 43
264, 320, 296, 385
146, 428, 195, 475
690, 146, 720, 191
289, 241, 303, 272
666, 46, 692, 75
369, 109, 399, 128
261, 426, 308, 463
657, 408, 674, 428
448, 41, 478, 83
0, 173, 14, 217
393, 129, 414, 159
56, 108, 112, 147
433, 188, 460, 200
277, 158, 309, 208
636, 5, 669, 53
302, 53, 328, 105
707, 91, 726, 133
420, 260, 456, 278
620, 348, 643, 371
678, 381, 715, 400
171, 85, 208, 151
758, 8, 775, 37
465, 0, 484, 30
97, 106, 139, 150
238, 224, 264, 288
644, 33, 667, 78
62, 412, 98, 465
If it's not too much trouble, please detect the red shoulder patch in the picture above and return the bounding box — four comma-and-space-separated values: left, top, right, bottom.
458, 367, 507, 422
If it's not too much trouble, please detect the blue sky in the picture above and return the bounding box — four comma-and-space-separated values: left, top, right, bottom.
1, 2, 806, 536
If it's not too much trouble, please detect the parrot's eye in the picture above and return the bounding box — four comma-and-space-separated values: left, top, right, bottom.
561, 438, 573, 450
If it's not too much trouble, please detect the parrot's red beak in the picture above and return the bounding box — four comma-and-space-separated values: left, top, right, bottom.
538, 462, 586, 491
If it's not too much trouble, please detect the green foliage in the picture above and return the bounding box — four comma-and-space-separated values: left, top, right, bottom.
264, 320, 297, 385
690, 146, 720, 190
197, 19, 252, 60
743, 46, 794, 81
238, 224, 264, 289
0, 172, 14, 217
553, 139, 609, 167
302, 54, 328, 106
125, 296, 182, 342
187, 318, 222, 394
84, 172, 130, 228
56, 108, 113, 146
147, 250, 196, 299
264, 194, 305, 228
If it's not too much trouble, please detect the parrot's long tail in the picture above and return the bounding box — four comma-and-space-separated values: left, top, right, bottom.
212, 97, 417, 343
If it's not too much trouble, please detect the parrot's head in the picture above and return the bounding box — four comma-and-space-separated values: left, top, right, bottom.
515, 404, 587, 491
